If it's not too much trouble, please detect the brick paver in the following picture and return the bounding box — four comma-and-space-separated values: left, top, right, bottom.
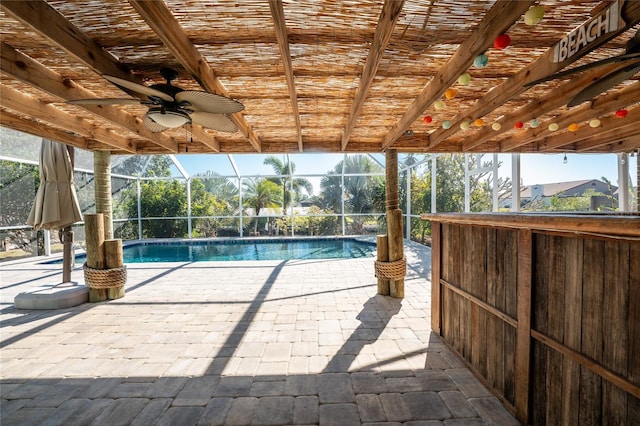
0, 241, 519, 425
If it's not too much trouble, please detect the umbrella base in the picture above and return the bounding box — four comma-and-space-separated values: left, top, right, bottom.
14, 282, 89, 310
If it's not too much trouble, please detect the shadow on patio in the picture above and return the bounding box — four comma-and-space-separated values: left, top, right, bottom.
1, 243, 518, 425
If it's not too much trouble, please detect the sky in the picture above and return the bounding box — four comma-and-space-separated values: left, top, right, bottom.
174, 152, 637, 195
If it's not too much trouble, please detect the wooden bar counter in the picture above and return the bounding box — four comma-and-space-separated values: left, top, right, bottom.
421, 213, 640, 425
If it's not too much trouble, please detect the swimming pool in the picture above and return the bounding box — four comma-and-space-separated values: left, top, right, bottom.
51, 237, 377, 263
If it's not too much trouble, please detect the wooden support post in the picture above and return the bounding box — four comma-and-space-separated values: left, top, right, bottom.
105, 239, 125, 300
385, 149, 399, 210
377, 234, 390, 295
85, 213, 107, 302
515, 229, 532, 424
387, 208, 404, 298
385, 149, 405, 298
94, 151, 113, 240
431, 221, 442, 334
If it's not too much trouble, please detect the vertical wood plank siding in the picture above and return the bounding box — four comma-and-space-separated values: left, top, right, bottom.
430, 216, 640, 425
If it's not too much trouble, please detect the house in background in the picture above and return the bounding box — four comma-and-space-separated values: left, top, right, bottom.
519, 179, 617, 209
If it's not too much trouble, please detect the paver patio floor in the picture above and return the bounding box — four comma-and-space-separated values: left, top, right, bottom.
1, 241, 518, 425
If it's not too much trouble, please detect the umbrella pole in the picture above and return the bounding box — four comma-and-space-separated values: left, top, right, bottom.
62, 146, 75, 283
61, 227, 73, 283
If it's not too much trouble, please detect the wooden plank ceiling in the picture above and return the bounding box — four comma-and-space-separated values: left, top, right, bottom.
1, 0, 639, 155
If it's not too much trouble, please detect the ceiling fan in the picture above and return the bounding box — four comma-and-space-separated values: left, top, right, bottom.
525, 29, 640, 107
67, 68, 244, 133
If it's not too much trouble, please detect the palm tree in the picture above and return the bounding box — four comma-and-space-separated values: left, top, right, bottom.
243, 178, 282, 234
319, 155, 385, 232
263, 156, 313, 209
320, 155, 384, 212
194, 171, 239, 215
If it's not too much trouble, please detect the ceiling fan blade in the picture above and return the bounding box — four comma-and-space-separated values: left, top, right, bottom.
525, 52, 640, 87
190, 112, 238, 133
568, 63, 640, 107
104, 75, 174, 102
66, 98, 143, 105
175, 91, 244, 114
143, 113, 170, 133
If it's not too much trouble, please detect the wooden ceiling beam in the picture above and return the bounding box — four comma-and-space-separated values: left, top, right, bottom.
427, 0, 640, 149
0, 108, 93, 150
0, 1, 132, 83
0, 42, 179, 153
95, 30, 606, 51
575, 128, 640, 152
129, 0, 262, 153
593, 135, 640, 153
0, 84, 135, 153
381, 0, 535, 150
529, 117, 638, 154
0, 1, 219, 153
461, 62, 626, 151
269, 0, 302, 152
341, 0, 404, 151
500, 81, 640, 151
537, 106, 640, 152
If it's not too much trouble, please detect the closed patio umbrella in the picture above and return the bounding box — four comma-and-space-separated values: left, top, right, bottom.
27, 140, 82, 283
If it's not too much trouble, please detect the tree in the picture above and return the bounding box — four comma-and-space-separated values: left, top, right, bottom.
0, 160, 39, 228
548, 188, 608, 212
194, 171, 239, 215
243, 178, 282, 234
319, 155, 385, 233
116, 168, 231, 239
263, 156, 313, 209
189, 179, 230, 237
0, 160, 40, 253
111, 155, 173, 177
404, 154, 512, 243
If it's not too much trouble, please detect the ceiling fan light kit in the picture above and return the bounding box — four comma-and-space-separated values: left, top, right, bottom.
147, 108, 191, 128
66, 68, 244, 133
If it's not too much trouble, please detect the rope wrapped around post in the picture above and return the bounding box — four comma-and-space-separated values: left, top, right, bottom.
374, 257, 407, 281
83, 262, 127, 289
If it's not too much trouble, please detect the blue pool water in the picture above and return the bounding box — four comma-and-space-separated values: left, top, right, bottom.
51, 238, 376, 263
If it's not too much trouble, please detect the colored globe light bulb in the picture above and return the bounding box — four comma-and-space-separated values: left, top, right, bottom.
524, 6, 544, 25
434, 100, 446, 110
589, 119, 601, 128
548, 123, 559, 131
474, 53, 489, 69
457, 73, 471, 86
442, 120, 452, 129
492, 122, 502, 131
494, 34, 511, 49
424, 115, 433, 124
568, 123, 579, 132
474, 119, 485, 127
460, 121, 470, 130
514, 121, 524, 129
445, 88, 458, 99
